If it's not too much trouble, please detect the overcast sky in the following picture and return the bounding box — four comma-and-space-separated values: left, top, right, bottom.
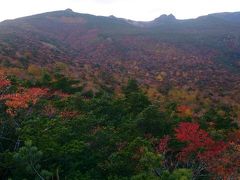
0, 0, 240, 22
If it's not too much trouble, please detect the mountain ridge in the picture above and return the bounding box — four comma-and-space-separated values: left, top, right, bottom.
0, 9, 240, 103
1, 9, 240, 25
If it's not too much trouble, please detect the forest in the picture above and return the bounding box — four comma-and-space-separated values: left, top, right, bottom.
0, 67, 239, 179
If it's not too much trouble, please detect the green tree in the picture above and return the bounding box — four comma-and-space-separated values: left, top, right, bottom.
136, 106, 169, 137
14, 140, 52, 179
123, 79, 140, 95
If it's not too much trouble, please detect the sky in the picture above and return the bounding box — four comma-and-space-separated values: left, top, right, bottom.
0, 0, 240, 22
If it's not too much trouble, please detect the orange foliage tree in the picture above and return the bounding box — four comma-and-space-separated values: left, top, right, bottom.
176, 105, 193, 117
0, 88, 48, 116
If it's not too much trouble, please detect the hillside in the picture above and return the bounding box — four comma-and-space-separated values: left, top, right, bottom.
0, 9, 240, 179
0, 9, 240, 104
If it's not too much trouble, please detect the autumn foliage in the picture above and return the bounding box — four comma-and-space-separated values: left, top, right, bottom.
0, 71, 11, 89
205, 131, 240, 178
176, 105, 193, 117
1, 9, 240, 179
175, 122, 227, 161
0, 88, 48, 116
0, 72, 239, 179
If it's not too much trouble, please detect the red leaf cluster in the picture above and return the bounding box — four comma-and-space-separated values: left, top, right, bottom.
206, 131, 240, 178
175, 122, 227, 161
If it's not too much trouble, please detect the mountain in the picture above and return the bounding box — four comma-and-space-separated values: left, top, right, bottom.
0, 9, 240, 103
1, 9, 240, 180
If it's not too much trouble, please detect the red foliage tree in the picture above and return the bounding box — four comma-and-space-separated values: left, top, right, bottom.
206, 131, 240, 178
175, 122, 227, 161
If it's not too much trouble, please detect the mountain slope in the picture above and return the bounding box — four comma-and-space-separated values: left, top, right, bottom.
0, 9, 240, 103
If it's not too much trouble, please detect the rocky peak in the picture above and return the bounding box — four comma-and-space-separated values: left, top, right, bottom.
65, 8, 74, 13
153, 14, 176, 23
